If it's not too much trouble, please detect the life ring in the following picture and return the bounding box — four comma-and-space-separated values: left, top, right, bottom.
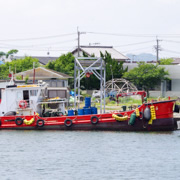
36, 119, 45, 127
64, 119, 73, 127
15, 117, 23, 126
91, 116, 99, 124
19, 100, 28, 109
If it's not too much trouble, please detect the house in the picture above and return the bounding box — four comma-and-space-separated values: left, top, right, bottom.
172, 58, 180, 65
123, 63, 180, 97
72, 46, 129, 62
14, 67, 72, 99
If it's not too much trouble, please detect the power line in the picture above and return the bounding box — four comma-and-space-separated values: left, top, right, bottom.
162, 49, 180, 55
0, 33, 76, 42
114, 40, 154, 47
0, 38, 77, 48
87, 32, 180, 38
164, 40, 180, 44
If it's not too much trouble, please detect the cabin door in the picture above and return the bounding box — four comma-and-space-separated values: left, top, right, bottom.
23, 90, 29, 103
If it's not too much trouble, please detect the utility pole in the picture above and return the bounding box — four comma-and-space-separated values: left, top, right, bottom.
155, 38, 162, 61
77, 28, 80, 57
77, 27, 86, 57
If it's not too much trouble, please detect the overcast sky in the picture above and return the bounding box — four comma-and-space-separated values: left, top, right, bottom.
0, 0, 180, 58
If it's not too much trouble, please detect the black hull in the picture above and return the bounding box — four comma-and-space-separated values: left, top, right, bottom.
1, 118, 175, 131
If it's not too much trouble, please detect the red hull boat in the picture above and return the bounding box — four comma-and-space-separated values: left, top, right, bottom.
0, 99, 176, 131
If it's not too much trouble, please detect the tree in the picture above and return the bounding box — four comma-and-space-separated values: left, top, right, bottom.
101, 51, 128, 81
0, 51, 6, 58
159, 58, 174, 65
123, 62, 169, 97
0, 56, 39, 79
46, 53, 74, 88
46, 53, 74, 76
6, 49, 18, 59
0, 51, 6, 61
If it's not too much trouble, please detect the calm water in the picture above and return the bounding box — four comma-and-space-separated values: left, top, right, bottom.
0, 130, 180, 180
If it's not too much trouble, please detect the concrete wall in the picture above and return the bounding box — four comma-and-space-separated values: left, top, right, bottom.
149, 91, 180, 98
171, 79, 180, 91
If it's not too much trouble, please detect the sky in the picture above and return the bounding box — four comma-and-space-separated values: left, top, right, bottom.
0, 0, 180, 59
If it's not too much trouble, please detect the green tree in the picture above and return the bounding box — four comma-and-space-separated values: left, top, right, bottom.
0, 56, 39, 79
102, 51, 128, 81
0, 51, 6, 58
46, 53, 74, 88
46, 53, 74, 76
159, 58, 174, 65
123, 62, 169, 97
6, 49, 18, 59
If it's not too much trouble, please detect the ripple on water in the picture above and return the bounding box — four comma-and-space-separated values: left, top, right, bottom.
0, 130, 180, 180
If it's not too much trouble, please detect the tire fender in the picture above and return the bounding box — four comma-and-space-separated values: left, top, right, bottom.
64, 119, 73, 127
36, 119, 45, 127
15, 117, 23, 126
91, 116, 99, 125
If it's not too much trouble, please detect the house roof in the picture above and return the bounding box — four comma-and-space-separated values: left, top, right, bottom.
32, 56, 59, 65
172, 58, 180, 64
72, 46, 129, 61
15, 67, 72, 80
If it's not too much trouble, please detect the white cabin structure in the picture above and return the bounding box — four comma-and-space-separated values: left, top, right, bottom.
0, 81, 65, 117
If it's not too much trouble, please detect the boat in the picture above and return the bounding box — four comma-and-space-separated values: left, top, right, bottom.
0, 79, 177, 131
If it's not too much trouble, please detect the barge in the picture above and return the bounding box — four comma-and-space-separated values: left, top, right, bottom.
0, 80, 177, 131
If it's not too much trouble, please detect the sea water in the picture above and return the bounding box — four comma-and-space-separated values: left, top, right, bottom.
0, 130, 180, 180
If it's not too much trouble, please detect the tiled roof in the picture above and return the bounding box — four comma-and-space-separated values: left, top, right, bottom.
72, 46, 129, 61
15, 67, 72, 80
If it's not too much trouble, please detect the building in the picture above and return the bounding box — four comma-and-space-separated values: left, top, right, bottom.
14, 67, 72, 99
72, 46, 129, 62
123, 63, 180, 97
172, 58, 180, 65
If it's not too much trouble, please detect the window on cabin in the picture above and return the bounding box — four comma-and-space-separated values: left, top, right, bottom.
30, 90, 38, 96
57, 81, 63, 87
51, 81, 57, 87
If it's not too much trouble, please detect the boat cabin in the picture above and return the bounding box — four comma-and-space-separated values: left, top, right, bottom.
0, 81, 65, 117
